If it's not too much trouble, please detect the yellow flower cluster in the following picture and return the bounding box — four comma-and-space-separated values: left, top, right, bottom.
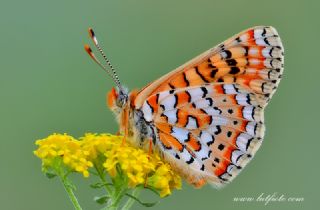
34, 134, 93, 177
34, 133, 181, 197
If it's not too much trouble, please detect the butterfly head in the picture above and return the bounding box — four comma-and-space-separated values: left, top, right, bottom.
107, 86, 129, 111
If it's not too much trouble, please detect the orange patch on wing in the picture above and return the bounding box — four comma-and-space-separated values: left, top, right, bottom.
186, 135, 201, 151
159, 132, 184, 152
156, 123, 172, 134
214, 159, 230, 176
147, 94, 159, 112
229, 94, 238, 105
176, 91, 191, 106
176, 109, 188, 127
223, 145, 235, 161
237, 106, 244, 118
170, 73, 188, 88
237, 74, 259, 86
240, 120, 248, 132
197, 62, 212, 80
214, 85, 225, 94
247, 29, 256, 46
197, 114, 212, 128
185, 67, 208, 86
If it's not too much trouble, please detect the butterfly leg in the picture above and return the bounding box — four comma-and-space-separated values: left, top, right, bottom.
121, 108, 130, 145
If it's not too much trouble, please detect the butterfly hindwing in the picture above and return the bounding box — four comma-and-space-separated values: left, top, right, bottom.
141, 84, 265, 186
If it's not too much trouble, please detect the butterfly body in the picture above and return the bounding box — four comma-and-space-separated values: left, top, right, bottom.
89, 26, 284, 188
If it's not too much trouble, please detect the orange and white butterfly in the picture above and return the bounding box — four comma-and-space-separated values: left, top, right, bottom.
84, 26, 284, 188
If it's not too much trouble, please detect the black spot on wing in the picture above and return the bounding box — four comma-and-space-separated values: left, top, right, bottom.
195, 66, 209, 83
218, 144, 225, 151
173, 94, 178, 108
251, 107, 256, 120
214, 125, 222, 135
235, 153, 243, 162
185, 91, 192, 103
223, 50, 232, 59
182, 72, 190, 86
169, 83, 175, 89
200, 164, 205, 171
262, 27, 267, 37
227, 131, 232, 137
246, 94, 251, 105
244, 46, 249, 56
201, 87, 208, 98
210, 69, 218, 78
246, 137, 254, 150
226, 59, 237, 66
264, 37, 270, 45
206, 98, 213, 106
213, 106, 222, 114
186, 157, 194, 164
218, 175, 228, 182
229, 67, 240, 74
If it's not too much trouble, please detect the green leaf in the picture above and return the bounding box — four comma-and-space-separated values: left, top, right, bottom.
90, 182, 114, 189
45, 172, 57, 179
125, 193, 159, 207
136, 184, 160, 196
94, 195, 110, 205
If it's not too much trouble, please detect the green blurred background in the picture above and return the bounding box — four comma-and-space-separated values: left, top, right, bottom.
0, 0, 318, 209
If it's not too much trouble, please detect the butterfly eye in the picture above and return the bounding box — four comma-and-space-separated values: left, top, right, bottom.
116, 88, 129, 108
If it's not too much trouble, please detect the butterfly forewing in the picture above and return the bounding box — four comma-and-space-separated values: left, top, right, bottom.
134, 26, 283, 108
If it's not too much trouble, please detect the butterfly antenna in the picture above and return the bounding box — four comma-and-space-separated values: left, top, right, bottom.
87, 28, 122, 88
84, 44, 117, 83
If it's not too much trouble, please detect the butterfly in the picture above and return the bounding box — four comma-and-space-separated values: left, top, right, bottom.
84, 26, 284, 188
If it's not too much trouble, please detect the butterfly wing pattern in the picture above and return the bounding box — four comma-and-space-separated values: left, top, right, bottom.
135, 26, 284, 187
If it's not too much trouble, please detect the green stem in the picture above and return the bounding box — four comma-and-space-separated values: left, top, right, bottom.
59, 175, 82, 210
94, 164, 119, 210
121, 187, 142, 210
95, 164, 113, 195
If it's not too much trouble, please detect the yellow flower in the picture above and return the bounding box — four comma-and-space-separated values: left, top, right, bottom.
102, 138, 155, 186
148, 159, 182, 197
34, 134, 93, 177
34, 133, 182, 197
80, 133, 121, 161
